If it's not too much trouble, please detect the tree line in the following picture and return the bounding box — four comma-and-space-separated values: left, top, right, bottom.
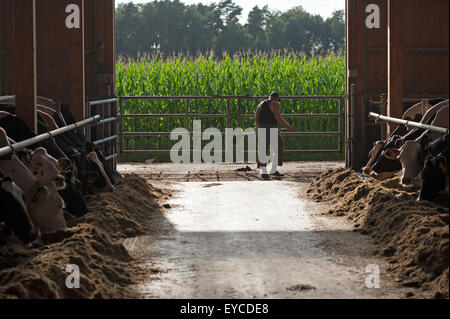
116, 0, 345, 58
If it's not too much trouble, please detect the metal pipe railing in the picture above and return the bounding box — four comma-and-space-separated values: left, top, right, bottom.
122, 131, 341, 137
93, 135, 118, 146
369, 112, 449, 135
118, 95, 344, 156
0, 114, 100, 158
86, 98, 119, 169
119, 95, 344, 100
88, 98, 117, 106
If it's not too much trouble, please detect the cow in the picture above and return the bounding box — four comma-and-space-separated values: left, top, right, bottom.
376, 106, 449, 183
58, 103, 122, 187
362, 101, 431, 175
0, 110, 68, 159
418, 145, 449, 202
383, 135, 430, 186
386, 107, 449, 185
0, 128, 66, 233
384, 133, 449, 185
0, 103, 116, 199
0, 172, 39, 244
366, 100, 449, 179
402, 101, 428, 126
17, 147, 70, 231
362, 140, 385, 175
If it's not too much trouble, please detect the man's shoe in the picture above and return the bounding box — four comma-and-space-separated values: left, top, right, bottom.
261, 174, 270, 180
270, 171, 285, 177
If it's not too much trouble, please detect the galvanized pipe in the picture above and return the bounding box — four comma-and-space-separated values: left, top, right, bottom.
93, 135, 118, 146
119, 99, 124, 155
122, 131, 341, 137
119, 95, 344, 100
369, 112, 449, 135
88, 98, 117, 106
122, 113, 228, 118
0, 114, 100, 158
120, 149, 341, 154
117, 95, 346, 158
98, 116, 117, 125
240, 113, 341, 118
105, 153, 118, 161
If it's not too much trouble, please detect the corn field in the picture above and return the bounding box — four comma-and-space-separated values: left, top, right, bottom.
116, 52, 346, 162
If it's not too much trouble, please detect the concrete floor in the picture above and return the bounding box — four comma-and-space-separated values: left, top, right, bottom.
118, 161, 345, 182
123, 178, 415, 299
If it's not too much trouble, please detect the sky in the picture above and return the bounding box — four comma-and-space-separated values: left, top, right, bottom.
115, 0, 345, 23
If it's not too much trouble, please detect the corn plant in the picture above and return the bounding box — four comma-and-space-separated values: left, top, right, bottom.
116, 51, 346, 162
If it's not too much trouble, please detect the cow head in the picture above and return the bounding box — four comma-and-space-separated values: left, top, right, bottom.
384, 135, 430, 185
370, 147, 403, 180
418, 150, 449, 201
362, 140, 385, 175
19, 147, 70, 190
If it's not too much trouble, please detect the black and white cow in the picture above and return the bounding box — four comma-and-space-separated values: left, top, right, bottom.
364, 100, 449, 179
0, 172, 39, 244
418, 145, 449, 201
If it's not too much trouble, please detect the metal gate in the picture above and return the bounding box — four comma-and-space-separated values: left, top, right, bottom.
117, 95, 345, 159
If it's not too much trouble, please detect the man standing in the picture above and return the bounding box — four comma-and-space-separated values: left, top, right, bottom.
254, 92, 292, 179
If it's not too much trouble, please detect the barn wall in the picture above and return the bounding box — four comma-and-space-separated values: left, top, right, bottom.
0, 0, 15, 95
0, 0, 115, 120
400, 0, 449, 96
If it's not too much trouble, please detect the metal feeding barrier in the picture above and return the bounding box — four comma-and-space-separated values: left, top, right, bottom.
0, 114, 100, 158
368, 112, 450, 135
118, 95, 345, 156
86, 98, 119, 170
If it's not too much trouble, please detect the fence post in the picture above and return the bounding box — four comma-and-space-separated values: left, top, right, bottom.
185, 99, 190, 130
226, 99, 231, 128
339, 97, 344, 153
237, 97, 242, 128
119, 98, 123, 157
112, 100, 117, 169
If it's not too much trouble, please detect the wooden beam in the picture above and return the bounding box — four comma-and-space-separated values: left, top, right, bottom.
69, 0, 85, 122
96, 0, 115, 98
346, 0, 365, 169
387, 0, 403, 133
14, 0, 37, 133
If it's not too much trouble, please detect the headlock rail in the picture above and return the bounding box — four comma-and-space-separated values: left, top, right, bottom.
0, 114, 101, 158
368, 112, 449, 135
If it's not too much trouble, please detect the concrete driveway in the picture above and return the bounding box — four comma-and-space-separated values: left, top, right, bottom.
124, 180, 415, 299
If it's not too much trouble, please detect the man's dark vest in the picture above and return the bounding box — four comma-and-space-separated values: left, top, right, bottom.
259, 99, 278, 126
